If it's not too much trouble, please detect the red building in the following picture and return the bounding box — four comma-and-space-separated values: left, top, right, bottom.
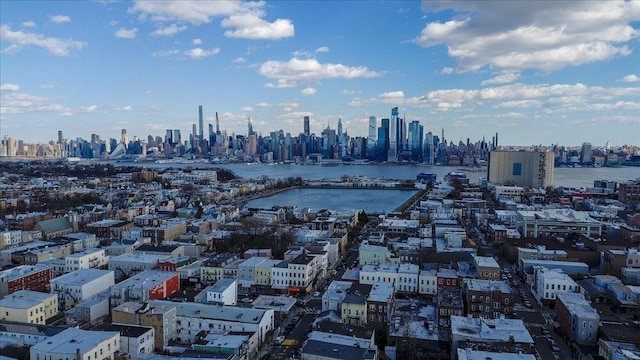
0, 264, 53, 297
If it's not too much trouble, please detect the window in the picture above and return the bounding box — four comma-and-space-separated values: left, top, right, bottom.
512, 163, 522, 176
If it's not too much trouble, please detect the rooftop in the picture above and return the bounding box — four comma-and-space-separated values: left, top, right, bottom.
50, 268, 113, 286
148, 300, 268, 324
451, 316, 534, 344
30, 327, 119, 354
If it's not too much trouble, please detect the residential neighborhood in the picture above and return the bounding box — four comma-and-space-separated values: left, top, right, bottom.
0, 160, 639, 360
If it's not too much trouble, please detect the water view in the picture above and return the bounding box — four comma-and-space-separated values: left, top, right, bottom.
245, 188, 417, 214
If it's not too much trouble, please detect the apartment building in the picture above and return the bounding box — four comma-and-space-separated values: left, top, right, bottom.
532, 267, 579, 305
50, 269, 115, 310
0, 264, 52, 297
556, 292, 599, 345
30, 327, 120, 360
463, 279, 514, 319
0, 290, 58, 324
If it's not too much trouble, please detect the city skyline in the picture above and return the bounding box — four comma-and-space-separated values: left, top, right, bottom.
1, 1, 639, 146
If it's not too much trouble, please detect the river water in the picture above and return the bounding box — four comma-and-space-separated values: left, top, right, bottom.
211, 163, 638, 189
108, 161, 639, 213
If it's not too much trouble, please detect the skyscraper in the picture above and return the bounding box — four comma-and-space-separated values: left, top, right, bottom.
198, 105, 204, 144
121, 129, 128, 146
408, 120, 423, 161
367, 116, 377, 160
378, 118, 390, 162
488, 150, 555, 188
248, 117, 254, 136
388, 107, 398, 162
424, 131, 434, 165
303, 116, 310, 136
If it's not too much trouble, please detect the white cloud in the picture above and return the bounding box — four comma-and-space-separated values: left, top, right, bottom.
264, 79, 296, 88
192, 38, 202, 45
416, 1, 640, 72
481, 72, 521, 85
440, 67, 454, 75
21, 21, 36, 28
115, 27, 138, 39
0, 83, 19, 92
130, 1, 294, 40
185, 47, 220, 59
234, 57, 246, 63
620, 74, 640, 83
222, 14, 294, 40
49, 15, 71, 24
256, 102, 271, 107
0, 25, 86, 56
151, 24, 186, 37
151, 50, 179, 57
315, 46, 329, 53
40, 83, 55, 89
117, 105, 134, 111
0, 91, 70, 115
241, 106, 253, 112
79, 104, 97, 113
259, 57, 382, 86
301, 87, 317, 96
495, 100, 543, 108
130, 0, 259, 25
341, 89, 361, 95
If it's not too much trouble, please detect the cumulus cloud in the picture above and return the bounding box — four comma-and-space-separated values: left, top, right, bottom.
21, 21, 36, 28
192, 38, 202, 45
0, 25, 86, 56
185, 47, 220, 59
341, 89, 362, 95
129, 1, 294, 40
415, 1, 640, 72
259, 57, 382, 87
0, 83, 19, 92
0, 91, 70, 115
151, 24, 186, 36
117, 105, 134, 111
301, 87, 317, 96
222, 14, 294, 40
315, 46, 329, 53
115, 27, 138, 39
50, 15, 71, 24
79, 104, 97, 113
620, 74, 640, 83
481, 72, 521, 85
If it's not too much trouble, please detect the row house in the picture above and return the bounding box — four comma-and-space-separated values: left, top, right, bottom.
61, 232, 99, 251
50, 268, 115, 310
418, 269, 438, 296
23, 243, 73, 265
158, 255, 196, 272
532, 267, 579, 305
463, 279, 514, 319
238, 256, 270, 292
65, 248, 109, 273
366, 282, 395, 328
0, 289, 58, 324
4, 212, 52, 231
201, 258, 245, 285
516, 209, 603, 238
112, 301, 178, 351
341, 284, 371, 327
147, 299, 274, 348
30, 328, 120, 360
142, 219, 187, 243
555, 292, 599, 345
288, 254, 317, 294
108, 252, 169, 280
199, 253, 239, 284
0, 264, 52, 297
0, 230, 24, 249
85, 219, 133, 240
473, 255, 501, 280
322, 281, 354, 313
194, 278, 237, 306
359, 242, 395, 267
110, 270, 180, 307
437, 287, 464, 328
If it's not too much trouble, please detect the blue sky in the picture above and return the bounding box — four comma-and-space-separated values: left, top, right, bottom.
1, 0, 639, 147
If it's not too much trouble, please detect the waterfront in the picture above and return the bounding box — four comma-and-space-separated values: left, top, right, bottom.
104, 160, 638, 188
245, 188, 417, 214
214, 163, 638, 189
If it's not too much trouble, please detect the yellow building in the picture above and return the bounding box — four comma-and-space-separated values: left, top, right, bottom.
0, 290, 58, 324
341, 294, 367, 326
